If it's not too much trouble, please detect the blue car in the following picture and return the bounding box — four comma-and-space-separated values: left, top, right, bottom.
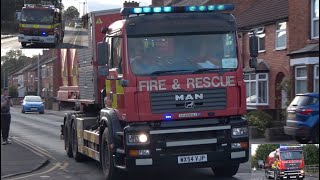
284, 93, 319, 143
21, 95, 45, 114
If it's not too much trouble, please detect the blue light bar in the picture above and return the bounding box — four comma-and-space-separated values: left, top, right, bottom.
121, 4, 234, 16
164, 114, 172, 120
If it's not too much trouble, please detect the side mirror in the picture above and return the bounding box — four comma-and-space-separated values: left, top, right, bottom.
249, 34, 258, 58
97, 42, 109, 65
101, 27, 108, 34
16, 11, 21, 21
249, 57, 257, 68
98, 65, 109, 76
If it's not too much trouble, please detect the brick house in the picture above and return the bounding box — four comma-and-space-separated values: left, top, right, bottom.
287, 0, 319, 96
153, 0, 319, 111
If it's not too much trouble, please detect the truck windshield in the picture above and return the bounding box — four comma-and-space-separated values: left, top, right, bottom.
21, 9, 53, 24
280, 151, 303, 160
128, 33, 238, 75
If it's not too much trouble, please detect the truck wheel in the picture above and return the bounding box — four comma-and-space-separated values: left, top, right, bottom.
21, 42, 27, 48
64, 121, 73, 158
295, 136, 310, 144
72, 122, 86, 162
101, 128, 122, 180
212, 164, 239, 177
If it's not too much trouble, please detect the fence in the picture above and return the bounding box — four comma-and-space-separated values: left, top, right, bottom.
305, 164, 319, 173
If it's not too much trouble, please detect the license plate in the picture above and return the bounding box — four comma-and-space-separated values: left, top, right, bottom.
30, 108, 38, 110
178, 154, 207, 164
290, 176, 296, 178
287, 113, 295, 119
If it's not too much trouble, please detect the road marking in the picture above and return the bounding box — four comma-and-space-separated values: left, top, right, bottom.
12, 137, 56, 161
7, 163, 61, 180
72, 29, 81, 48
59, 162, 69, 171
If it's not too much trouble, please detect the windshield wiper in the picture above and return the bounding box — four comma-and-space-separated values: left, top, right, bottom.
150, 70, 193, 75
192, 68, 235, 74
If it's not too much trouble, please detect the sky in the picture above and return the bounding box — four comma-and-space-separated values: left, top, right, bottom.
62, 0, 152, 16
1, 49, 43, 58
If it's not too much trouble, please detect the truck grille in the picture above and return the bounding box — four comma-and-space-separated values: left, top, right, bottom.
285, 163, 300, 170
150, 88, 227, 114
24, 30, 46, 36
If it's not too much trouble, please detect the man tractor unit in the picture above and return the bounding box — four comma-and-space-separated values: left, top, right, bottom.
17, 3, 64, 47
61, 4, 258, 180
265, 145, 305, 180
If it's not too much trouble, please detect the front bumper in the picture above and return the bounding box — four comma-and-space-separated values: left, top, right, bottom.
18, 34, 55, 43
284, 125, 311, 137
278, 170, 305, 179
23, 106, 44, 112
121, 117, 249, 168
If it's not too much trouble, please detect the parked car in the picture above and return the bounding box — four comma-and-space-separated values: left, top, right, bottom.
284, 93, 319, 143
74, 22, 82, 28
21, 95, 45, 114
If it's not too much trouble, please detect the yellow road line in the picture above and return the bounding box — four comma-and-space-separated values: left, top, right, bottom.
12, 137, 56, 161
7, 163, 61, 180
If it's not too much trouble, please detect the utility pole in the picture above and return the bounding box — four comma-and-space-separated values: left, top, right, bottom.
3, 67, 5, 88
37, 54, 40, 96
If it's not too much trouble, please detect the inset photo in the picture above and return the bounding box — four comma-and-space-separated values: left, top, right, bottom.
1, 0, 88, 49
251, 144, 319, 180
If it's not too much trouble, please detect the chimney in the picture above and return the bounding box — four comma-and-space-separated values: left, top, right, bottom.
123, 1, 140, 8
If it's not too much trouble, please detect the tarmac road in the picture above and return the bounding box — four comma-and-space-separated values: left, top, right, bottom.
1, 26, 88, 49
3, 107, 254, 180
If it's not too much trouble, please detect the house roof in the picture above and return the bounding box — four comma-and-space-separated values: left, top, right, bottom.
174, 0, 210, 6
12, 64, 32, 76
289, 43, 319, 55
237, 0, 288, 29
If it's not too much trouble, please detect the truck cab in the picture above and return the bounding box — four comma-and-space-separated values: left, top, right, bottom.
265, 145, 305, 180
62, 5, 259, 180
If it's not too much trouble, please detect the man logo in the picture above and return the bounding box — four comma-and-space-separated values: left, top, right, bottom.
175, 94, 203, 101
185, 101, 195, 108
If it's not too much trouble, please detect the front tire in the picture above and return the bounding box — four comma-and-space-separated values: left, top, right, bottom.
101, 128, 122, 180
311, 125, 319, 143
212, 164, 239, 177
21, 42, 27, 48
295, 136, 310, 144
64, 121, 73, 158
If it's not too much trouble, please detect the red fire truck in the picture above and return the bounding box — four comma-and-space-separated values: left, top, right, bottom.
265, 145, 305, 180
56, 9, 122, 110
61, 5, 258, 180
17, 3, 64, 47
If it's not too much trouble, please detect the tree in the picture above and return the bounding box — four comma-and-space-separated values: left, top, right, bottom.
303, 144, 319, 165
253, 144, 280, 166
1, 50, 35, 89
64, 6, 79, 21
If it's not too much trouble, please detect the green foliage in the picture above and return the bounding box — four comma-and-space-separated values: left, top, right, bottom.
245, 110, 273, 135
254, 144, 280, 164
303, 144, 319, 165
9, 86, 18, 98
64, 6, 80, 20
251, 155, 258, 168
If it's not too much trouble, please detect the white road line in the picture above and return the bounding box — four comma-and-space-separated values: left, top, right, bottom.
71, 29, 81, 48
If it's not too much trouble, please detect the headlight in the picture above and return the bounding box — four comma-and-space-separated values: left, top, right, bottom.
128, 133, 149, 144
232, 127, 248, 137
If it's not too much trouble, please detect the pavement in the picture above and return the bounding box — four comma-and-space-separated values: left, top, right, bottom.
1, 34, 16, 39
1, 107, 74, 179
1, 138, 49, 179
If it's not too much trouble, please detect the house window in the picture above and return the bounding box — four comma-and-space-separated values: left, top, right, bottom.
275, 22, 287, 49
314, 65, 319, 93
244, 73, 269, 105
312, 0, 319, 38
295, 66, 308, 94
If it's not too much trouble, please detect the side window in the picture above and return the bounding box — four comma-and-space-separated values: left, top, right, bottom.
111, 37, 122, 74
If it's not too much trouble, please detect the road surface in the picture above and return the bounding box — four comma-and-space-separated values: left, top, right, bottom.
1, 26, 88, 49
7, 107, 255, 180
